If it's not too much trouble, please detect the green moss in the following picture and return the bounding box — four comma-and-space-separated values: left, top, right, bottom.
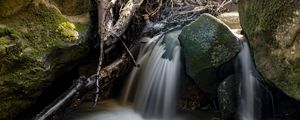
0, 3, 72, 59
239, 0, 300, 47
287, 60, 300, 80
0, 0, 31, 17
56, 22, 79, 41
0, 96, 31, 119
0, 2, 89, 119
75, 23, 89, 34
284, 59, 300, 99
0, 37, 10, 45
239, 0, 300, 100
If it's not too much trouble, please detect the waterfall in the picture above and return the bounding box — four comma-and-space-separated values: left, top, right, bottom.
64, 30, 183, 120
122, 29, 182, 119
238, 42, 257, 120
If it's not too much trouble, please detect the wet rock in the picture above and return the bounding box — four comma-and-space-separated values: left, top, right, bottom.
178, 13, 240, 94
178, 75, 211, 111
272, 87, 300, 119
238, 0, 300, 100
217, 75, 238, 119
0, 1, 90, 119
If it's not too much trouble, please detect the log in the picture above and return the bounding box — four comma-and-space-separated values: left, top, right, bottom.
94, 0, 145, 104
94, 0, 115, 105
34, 54, 129, 120
105, 0, 145, 46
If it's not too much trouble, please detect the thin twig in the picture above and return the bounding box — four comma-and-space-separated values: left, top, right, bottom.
94, 0, 111, 106
120, 39, 139, 67
216, 0, 232, 13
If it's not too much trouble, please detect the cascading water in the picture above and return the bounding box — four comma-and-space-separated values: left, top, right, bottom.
122, 29, 182, 119
238, 41, 257, 120
65, 30, 183, 120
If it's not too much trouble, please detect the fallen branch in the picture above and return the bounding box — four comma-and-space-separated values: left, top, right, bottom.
94, 0, 115, 105
107, 0, 145, 46
94, 0, 145, 104
34, 54, 129, 120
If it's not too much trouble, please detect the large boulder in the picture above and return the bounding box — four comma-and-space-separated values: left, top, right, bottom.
0, 1, 90, 119
178, 13, 240, 93
238, 0, 300, 100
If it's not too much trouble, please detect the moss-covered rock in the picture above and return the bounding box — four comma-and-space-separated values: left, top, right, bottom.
56, 21, 79, 40
0, 1, 89, 119
238, 0, 300, 100
0, 0, 31, 17
178, 13, 240, 93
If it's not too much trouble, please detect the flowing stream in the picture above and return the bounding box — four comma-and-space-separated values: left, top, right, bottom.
238, 42, 257, 120
64, 30, 259, 120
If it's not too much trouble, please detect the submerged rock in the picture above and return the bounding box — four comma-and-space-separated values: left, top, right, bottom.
178, 13, 240, 94
0, 1, 90, 119
238, 0, 300, 100
178, 75, 211, 111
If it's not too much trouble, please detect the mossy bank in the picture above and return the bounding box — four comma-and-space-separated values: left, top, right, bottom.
238, 0, 300, 100
0, 0, 90, 119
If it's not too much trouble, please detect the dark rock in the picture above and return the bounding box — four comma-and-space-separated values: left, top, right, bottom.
178, 75, 211, 111
217, 75, 238, 119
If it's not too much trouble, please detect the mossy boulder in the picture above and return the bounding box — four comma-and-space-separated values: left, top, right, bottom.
0, 1, 89, 119
178, 13, 240, 93
0, 0, 31, 17
238, 0, 300, 100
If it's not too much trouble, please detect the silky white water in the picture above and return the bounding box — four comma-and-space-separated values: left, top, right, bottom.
122, 29, 182, 119
239, 42, 256, 120
65, 30, 183, 120
64, 100, 186, 120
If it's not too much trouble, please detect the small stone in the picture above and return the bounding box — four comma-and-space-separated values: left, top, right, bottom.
291, 50, 295, 55
294, 11, 299, 16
